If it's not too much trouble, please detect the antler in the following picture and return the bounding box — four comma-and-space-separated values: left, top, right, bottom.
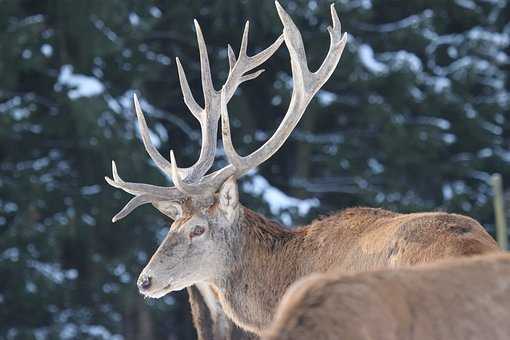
106, 17, 284, 221
105, 160, 186, 222
107, 2, 347, 220
222, 2, 347, 176
175, 1, 348, 194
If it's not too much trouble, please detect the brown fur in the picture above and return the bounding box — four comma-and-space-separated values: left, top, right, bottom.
209, 206, 499, 334
187, 286, 256, 340
186, 286, 258, 340
263, 252, 510, 340
188, 286, 215, 340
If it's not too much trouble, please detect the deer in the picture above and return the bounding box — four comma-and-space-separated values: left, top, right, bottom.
263, 252, 510, 340
105, 1, 500, 338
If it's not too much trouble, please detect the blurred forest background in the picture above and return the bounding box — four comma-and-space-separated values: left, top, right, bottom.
1, 0, 509, 339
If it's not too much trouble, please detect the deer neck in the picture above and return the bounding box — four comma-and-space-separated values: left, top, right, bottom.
211, 207, 306, 334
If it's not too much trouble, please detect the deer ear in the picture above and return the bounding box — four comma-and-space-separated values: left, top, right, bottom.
152, 201, 181, 220
218, 176, 239, 223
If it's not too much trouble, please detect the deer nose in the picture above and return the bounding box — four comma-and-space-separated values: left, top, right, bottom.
138, 275, 152, 291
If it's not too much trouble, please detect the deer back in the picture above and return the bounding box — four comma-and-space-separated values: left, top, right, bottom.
263, 252, 510, 340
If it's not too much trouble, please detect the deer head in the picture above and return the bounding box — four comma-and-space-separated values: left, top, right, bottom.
106, 1, 347, 298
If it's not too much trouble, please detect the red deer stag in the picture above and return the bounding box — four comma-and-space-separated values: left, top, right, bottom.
105, 1, 500, 337
263, 252, 510, 340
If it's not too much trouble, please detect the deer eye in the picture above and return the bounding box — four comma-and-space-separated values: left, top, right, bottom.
190, 225, 205, 238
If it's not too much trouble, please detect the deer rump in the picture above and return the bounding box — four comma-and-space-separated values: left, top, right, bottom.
264, 252, 510, 340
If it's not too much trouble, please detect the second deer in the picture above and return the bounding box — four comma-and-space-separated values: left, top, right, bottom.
264, 252, 510, 340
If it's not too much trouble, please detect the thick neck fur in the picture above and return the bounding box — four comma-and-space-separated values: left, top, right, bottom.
209, 206, 499, 334
211, 207, 309, 333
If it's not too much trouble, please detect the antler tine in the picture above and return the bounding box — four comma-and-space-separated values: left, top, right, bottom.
105, 161, 185, 222
133, 94, 191, 179
194, 19, 216, 104
176, 57, 202, 119
278, 1, 347, 92
168, 20, 221, 184
217, 1, 347, 177
168, 20, 285, 190
274, 1, 309, 80
227, 44, 237, 72
314, 4, 347, 91
169, 150, 205, 196
223, 26, 284, 101
239, 21, 250, 58
220, 89, 244, 170
111, 194, 153, 223
130, 20, 220, 185
105, 160, 181, 198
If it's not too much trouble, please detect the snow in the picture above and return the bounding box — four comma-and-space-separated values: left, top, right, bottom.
414, 116, 451, 130
60, 324, 77, 339
354, 9, 432, 33
292, 130, 344, 144
3, 202, 18, 213
468, 26, 509, 46
442, 184, 453, 200
111, 264, 131, 284
358, 44, 388, 74
150, 6, 162, 18
129, 13, 140, 26
25, 281, 37, 293
360, 0, 373, 9
242, 173, 320, 223
91, 16, 119, 43
478, 148, 493, 158
367, 158, 384, 174
81, 325, 122, 340
56, 65, 104, 99
12, 107, 30, 120
432, 77, 451, 93
81, 214, 96, 226
144, 50, 171, 65
442, 133, 456, 144
317, 90, 337, 106
41, 44, 53, 57
454, 0, 478, 10
80, 185, 101, 195
481, 121, 503, 135
1, 247, 20, 261
0, 96, 21, 112
380, 50, 423, 72
26, 260, 78, 284
16, 14, 44, 27
105, 94, 122, 113
22, 49, 32, 59
495, 146, 510, 161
